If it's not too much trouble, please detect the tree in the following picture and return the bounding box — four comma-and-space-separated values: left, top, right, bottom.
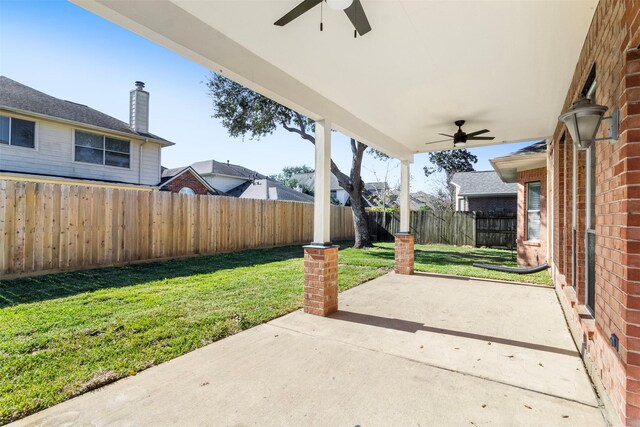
423, 150, 477, 208
207, 73, 374, 248
270, 167, 346, 204
269, 165, 314, 192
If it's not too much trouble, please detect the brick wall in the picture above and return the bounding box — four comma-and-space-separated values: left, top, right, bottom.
303, 246, 338, 316
466, 196, 517, 214
550, 1, 640, 425
516, 168, 547, 267
160, 170, 212, 195
394, 234, 415, 275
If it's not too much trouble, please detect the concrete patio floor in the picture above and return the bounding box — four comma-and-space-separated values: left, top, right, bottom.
14, 273, 608, 426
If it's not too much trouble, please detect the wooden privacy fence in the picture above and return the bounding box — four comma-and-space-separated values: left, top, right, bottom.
367, 210, 516, 248
475, 212, 517, 248
368, 210, 475, 246
0, 180, 355, 276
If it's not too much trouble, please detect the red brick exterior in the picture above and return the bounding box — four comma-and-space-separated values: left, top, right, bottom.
303, 246, 338, 316
516, 167, 547, 267
550, 2, 640, 425
394, 234, 414, 275
160, 170, 212, 195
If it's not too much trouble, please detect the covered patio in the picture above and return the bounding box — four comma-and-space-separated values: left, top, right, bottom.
14, 272, 606, 426
67, 0, 640, 424
70, 0, 597, 315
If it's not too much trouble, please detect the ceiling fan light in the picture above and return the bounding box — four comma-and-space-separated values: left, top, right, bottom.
453, 140, 466, 148
326, 0, 353, 11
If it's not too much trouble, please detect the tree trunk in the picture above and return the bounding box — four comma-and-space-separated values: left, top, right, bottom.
349, 189, 372, 248
286, 116, 374, 248
344, 139, 372, 248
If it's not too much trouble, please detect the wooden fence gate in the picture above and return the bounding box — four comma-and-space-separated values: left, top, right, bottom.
475, 212, 517, 249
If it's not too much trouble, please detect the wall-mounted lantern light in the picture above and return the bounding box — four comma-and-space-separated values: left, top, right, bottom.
558, 97, 619, 150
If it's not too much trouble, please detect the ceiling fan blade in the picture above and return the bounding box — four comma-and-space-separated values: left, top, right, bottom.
438, 133, 455, 138
274, 0, 323, 26
344, 0, 372, 36
467, 136, 495, 141
465, 129, 490, 137
425, 138, 452, 145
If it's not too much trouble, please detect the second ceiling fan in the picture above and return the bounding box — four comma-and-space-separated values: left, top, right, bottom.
274, 0, 372, 37
426, 120, 495, 148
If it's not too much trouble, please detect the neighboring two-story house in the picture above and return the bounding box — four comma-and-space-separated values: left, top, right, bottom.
173, 159, 313, 202
0, 77, 314, 204
191, 159, 267, 192
0, 77, 173, 188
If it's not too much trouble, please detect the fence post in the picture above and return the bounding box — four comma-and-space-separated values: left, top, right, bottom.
472, 211, 477, 247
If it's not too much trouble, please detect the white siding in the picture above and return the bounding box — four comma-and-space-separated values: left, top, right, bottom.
140, 143, 161, 185
0, 115, 163, 185
202, 175, 247, 192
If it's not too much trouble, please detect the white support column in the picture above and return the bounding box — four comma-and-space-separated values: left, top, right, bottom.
313, 119, 332, 245
399, 160, 411, 233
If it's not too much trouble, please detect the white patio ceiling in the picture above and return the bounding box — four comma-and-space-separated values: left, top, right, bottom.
73, 0, 598, 160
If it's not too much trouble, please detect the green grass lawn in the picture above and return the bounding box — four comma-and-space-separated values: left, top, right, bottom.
342, 243, 552, 285
0, 242, 550, 424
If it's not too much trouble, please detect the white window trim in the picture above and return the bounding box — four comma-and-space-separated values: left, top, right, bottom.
526, 181, 541, 242
0, 114, 39, 152
178, 187, 196, 195
71, 129, 132, 170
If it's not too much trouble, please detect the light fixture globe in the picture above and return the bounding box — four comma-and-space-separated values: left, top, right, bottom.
559, 97, 608, 150
453, 140, 467, 148
326, 0, 353, 11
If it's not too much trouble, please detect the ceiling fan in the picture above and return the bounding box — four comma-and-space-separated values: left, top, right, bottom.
274, 0, 372, 37
425, 120, 495, 148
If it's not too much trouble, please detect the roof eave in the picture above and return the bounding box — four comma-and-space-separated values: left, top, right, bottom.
459, 192, 517, 197
490, 152, 547, 183
159, 166, 218, 193
0, 106, 175, 147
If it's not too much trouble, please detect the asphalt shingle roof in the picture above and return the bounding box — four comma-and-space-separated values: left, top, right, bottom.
160, 166, 190, 181
158, 166, 220, 194
191, 160, 267, 180
0, 76, 171, 144
291, 172, 342, 191
365, 182, 389, 192
451, 171, 517, 196
229, 179, 314, 202
509, 140, 547, 156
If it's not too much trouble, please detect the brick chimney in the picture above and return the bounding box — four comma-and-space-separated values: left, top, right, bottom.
129, 81, 149, 133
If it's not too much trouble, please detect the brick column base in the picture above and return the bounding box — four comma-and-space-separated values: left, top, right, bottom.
395, 234, 415, 275
303, 245, 339, 316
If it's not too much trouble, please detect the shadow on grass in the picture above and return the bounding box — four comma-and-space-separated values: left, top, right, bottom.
357, 245, 517, 267
0, 243, 350, 309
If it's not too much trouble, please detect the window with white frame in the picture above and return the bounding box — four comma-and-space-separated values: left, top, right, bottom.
0, 115, 36, 148
527, 182, 541, 241
74, 130, 130, 168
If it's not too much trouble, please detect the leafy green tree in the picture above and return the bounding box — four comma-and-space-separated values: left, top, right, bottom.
424, 150, 477, 209
207, 73, 374, 248
270, 165, 314, 195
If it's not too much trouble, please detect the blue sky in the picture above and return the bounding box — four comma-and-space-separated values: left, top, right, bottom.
0, 0, 536, 192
